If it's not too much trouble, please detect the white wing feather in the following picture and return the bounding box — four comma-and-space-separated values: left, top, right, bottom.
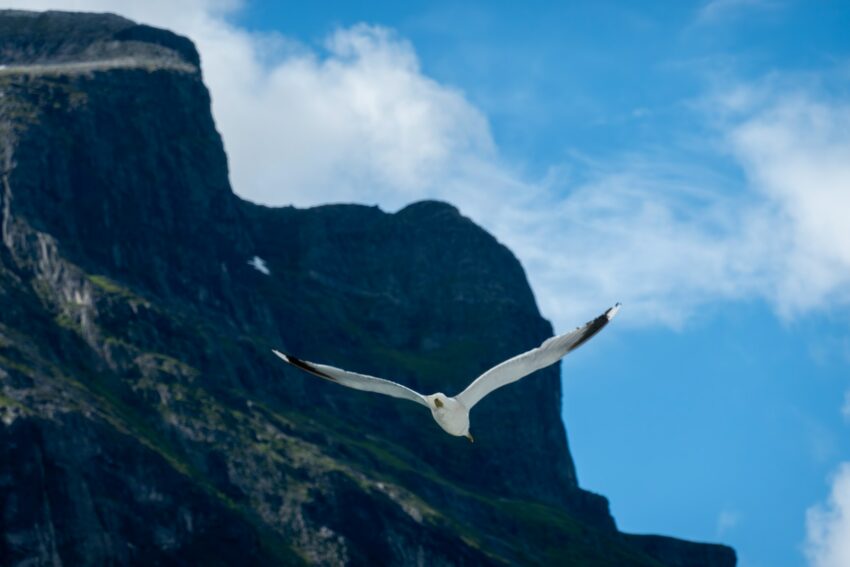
456, 304, 620, 409
272, 350, 430, 408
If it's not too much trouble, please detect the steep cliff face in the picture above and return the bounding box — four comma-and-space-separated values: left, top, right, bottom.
0, 10, 736, 566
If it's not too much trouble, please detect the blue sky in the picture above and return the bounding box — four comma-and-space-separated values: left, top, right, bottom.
11, 1, 850, 565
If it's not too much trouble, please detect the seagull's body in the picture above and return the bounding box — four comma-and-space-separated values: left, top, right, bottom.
425, 394, 470, 437
273, 304, 620, 441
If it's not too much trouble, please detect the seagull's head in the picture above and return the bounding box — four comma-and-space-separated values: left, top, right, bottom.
429, 393, 449, 410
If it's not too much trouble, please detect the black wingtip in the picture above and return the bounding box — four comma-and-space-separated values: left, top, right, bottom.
273, 350, 337, 382
572, 306, 618, 351
606, 303, 622, 320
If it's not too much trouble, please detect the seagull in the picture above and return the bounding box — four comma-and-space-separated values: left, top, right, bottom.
272, 303, 620, 442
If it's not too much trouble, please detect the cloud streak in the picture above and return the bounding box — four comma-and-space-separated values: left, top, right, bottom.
842, 391, 850, 423
6, 0, 850, 330
716, 509, 740, 538
696, 0, 780, 24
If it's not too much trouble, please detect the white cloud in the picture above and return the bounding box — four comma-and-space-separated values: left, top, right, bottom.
213, 24, 494, 208
806, 463, 850, 567
729, 95, 850, 317
842, 391, 850, 422
5, 1, 850, 330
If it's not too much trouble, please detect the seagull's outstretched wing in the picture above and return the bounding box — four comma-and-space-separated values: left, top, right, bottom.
272, 350, 430, 408
456, 303, 620, 409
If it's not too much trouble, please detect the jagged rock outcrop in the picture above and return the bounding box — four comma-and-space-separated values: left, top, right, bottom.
0, 10, 736, 566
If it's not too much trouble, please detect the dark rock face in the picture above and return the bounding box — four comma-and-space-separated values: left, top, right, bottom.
1, 416, 283, 566
0, 10, 736, 566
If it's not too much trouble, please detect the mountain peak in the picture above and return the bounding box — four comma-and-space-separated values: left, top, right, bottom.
0, 10, 200, 71
397, 199, 460, 218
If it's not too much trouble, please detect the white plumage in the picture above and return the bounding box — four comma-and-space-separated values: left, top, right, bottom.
272, 303, 620, 441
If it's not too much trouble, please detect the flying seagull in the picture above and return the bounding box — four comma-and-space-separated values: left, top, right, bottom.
272, 303, 620, 442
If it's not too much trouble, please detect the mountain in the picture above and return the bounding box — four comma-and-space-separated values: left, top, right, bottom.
0, 10, 736, 566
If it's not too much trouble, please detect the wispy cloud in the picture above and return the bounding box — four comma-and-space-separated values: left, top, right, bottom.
716, 509, 741, 537
696, 0, 780, 24
7, 1, 850, 331
806, 463, 850, 567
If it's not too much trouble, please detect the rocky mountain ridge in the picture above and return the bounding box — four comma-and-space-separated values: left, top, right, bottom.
0, 10, 735, 566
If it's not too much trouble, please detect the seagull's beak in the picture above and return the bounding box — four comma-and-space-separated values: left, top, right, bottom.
464, 433, 474, 443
